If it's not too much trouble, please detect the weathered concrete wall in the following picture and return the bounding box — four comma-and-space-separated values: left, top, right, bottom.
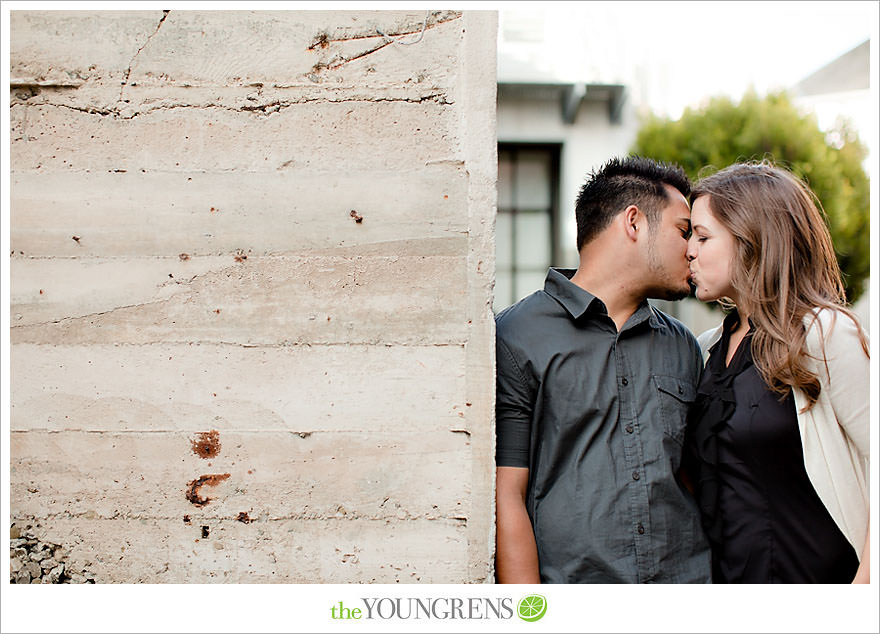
9, 10, 497, 583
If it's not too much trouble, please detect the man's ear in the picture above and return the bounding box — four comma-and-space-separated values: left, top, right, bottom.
622, 205, 641, 242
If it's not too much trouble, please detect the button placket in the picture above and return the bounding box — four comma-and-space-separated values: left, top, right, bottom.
615, 338, 652, 579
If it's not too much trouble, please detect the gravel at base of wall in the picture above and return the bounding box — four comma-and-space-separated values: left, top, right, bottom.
10, 523, 96, 584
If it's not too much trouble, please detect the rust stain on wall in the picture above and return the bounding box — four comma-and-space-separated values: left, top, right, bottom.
190, 430, 221, 458
185, 473, 231, 507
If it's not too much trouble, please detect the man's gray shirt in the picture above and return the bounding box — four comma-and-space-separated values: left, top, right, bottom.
495, 268, 711, 583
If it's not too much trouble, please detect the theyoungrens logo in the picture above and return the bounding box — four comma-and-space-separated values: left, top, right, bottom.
329, 595, 546, 622
516, 595, 547, 622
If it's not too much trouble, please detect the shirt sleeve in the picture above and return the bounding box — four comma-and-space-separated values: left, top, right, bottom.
495, 335, 534, 468
809, 310, 870, 459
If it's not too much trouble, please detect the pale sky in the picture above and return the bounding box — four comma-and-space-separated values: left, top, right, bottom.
499, 1, 876, 119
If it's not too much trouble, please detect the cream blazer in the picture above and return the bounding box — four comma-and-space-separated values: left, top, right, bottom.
698, 308, 870, 558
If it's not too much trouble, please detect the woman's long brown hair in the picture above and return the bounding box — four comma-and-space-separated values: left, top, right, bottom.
691, 160, 868, 410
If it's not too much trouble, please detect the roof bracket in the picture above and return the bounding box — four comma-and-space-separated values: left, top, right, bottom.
562, 83, 587, 124
608, 86, 626, 124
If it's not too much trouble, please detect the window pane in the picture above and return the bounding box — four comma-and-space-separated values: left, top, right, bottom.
496, 212, 513, 268
515, 270, 547, 302
494, 269, 513, 313
514, 212, 551, 268
514, 152, 551, 209
498, 153, 514, 209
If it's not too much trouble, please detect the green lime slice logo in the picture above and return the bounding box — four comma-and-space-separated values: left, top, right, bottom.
517, 594, 547, 622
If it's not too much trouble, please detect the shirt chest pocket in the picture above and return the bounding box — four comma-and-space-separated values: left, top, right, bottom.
652, 374, 697, 445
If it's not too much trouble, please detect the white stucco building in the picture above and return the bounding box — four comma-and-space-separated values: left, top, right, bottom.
495, 10, 639, 312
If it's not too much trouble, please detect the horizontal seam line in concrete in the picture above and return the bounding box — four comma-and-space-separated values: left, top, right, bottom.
9, 164, 465, 175
8, 164, 465, 174
10, 339, 468, 347
7, 341, 467, 348
10, 429, 471, 436
7, 251, 467, 260
9, 513, 469, 522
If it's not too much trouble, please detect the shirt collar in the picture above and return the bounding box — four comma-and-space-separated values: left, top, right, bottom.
543, 268, 597, 320
722, 307, 755, 334
544, 268, 663, 330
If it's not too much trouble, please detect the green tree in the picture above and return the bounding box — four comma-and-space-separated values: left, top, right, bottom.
632, 91, 870, 304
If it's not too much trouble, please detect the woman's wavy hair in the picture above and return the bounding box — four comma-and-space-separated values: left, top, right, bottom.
691, 160, 868, 410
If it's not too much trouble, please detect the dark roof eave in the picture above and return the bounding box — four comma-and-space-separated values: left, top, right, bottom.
497, 81, 627, 125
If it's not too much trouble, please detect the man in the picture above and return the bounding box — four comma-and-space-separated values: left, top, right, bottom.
495, 156, 711, 583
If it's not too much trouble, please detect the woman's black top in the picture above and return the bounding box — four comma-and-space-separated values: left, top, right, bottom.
685, 311, 858, 583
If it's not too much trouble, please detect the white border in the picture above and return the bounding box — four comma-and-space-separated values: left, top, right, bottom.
2, 3, 878, 633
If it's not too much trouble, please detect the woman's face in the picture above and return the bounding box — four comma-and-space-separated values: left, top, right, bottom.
687, 195, 738, 303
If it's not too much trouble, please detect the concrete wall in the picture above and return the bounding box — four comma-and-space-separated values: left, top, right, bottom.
9, 10, 497, 583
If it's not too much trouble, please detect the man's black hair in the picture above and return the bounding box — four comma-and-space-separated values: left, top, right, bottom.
574, 155, 691, 250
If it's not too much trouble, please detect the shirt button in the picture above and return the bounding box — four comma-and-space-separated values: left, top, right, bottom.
678, 385, 684, 395
621, 377, 629, 386
625, 424, 634, 434
632, 471, 640, 481
637, 523, 645, 535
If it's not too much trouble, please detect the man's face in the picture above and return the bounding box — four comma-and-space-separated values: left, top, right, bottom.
644, 185, 692, 301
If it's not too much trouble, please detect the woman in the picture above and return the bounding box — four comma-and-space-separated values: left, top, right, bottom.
684, 161, 870, 583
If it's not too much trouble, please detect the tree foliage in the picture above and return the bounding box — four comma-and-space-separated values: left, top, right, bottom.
632, 91, 870, 304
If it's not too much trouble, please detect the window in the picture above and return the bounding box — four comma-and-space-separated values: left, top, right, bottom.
495, 144, 561, 313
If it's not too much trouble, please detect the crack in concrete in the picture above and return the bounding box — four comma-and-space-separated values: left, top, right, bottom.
117, 10, 170, 105
311, 12, 461, 73
324, 40, 394, 71
11, 265, 216, 329
11, 91, 451, 121
28, 102, 114, 116
10, 296, 174, 330
16, 511, 468, 523
231, 93, 451, 111
307, 11, 461, 49
11, 428, 469, 436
